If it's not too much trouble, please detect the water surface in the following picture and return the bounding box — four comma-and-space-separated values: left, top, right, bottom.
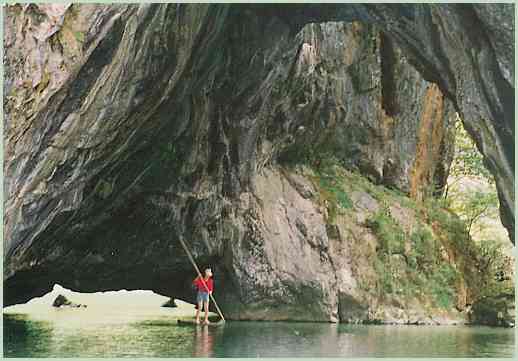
3, 308, 514, 357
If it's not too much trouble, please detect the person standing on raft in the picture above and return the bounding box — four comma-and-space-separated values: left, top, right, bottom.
193, 268, 214, 325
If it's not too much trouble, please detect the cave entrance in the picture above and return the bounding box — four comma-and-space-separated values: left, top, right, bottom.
444, 116, 515, 310
445, 116, 514, 255
2, 283, 215, 320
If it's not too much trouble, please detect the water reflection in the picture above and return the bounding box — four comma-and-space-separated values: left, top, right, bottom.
3, 314, 53, 357
193, 325, 215, 357
3, 313, 514, 357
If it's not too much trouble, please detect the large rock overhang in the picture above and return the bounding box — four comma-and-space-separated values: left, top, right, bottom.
3, 3, 514, 307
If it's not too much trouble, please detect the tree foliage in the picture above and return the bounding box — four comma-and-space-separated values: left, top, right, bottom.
448, 119, 493, 183
446, 119, 500, 239
455, 190, 499, 234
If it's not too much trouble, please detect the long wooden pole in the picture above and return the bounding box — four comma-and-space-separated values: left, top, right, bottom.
177, 235, 226, 322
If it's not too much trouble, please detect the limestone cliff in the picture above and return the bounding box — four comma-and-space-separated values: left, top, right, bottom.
217, 164, 479, 324
3, 4, 514, 323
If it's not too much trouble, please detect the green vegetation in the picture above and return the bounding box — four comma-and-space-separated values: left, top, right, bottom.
281, 119, 512, 315
423, 198, 468, 250
446, 119, 501, 240
429, 264, 459, 308
407, 226, 436, 271
448, 119, 493, 183
373, 256, 394, 295
307, 160, 353, 223
444, 120, 513, 323
73, 31, 85, 43
469, 239, 515, 325
367, 208, 405, 255
318, 172, 352, 210
363, 195, 464, 309
454, 190, 498, 235
301, 159, 471, 310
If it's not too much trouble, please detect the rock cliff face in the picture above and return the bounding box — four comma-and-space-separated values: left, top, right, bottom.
274, 3, 515, 240
3, 4, 514, 322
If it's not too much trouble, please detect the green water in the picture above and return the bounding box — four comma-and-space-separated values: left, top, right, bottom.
3, 312, 515, 357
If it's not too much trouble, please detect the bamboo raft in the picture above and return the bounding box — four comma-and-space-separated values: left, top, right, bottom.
177, 318, 225, 327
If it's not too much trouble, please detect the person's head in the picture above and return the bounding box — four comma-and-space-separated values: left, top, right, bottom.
204, 268, 212, 278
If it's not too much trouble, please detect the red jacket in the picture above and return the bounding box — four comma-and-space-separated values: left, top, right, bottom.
193, 276, 213, 292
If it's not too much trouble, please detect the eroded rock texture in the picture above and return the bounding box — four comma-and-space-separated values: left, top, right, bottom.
270, 3, 515, 241
3, 4, 514, 322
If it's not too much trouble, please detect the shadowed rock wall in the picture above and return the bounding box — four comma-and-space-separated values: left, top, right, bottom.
3, 4, 513, 320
